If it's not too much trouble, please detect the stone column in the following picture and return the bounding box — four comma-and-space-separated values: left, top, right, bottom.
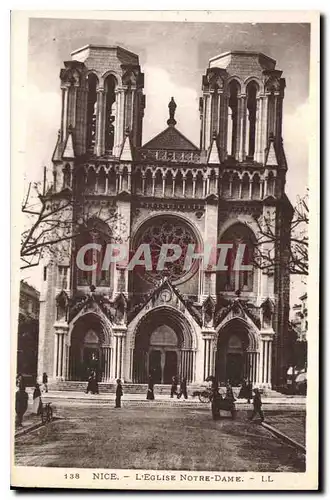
114, 88, 125, 157
61, 86, 69, 140
53, 325, 69, 380
162, 174, 166, 197
182, 174, 186, 197
254, 97, 262, 162
102, 345, 111, 382
203, 335, 215, 380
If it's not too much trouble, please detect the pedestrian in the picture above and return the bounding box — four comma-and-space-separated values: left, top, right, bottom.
246, 379, 253, 404
32, 382, 42, 415
170, 376, 178, 398
115, 378, 123, 408
238, 378, 253, 404
85, 372, 93, 394
42, 372, 48, 393
15, 385, 28, 427
225, 380, 235, 404
91, 372, 99, 395
210, 378, 222, 420
249, 388, 265, 422
177, 377, 188, 399
146, 374, 155, 400
16, 373, 26, 390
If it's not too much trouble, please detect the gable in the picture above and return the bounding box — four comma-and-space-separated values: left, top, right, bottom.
142, 126, 198, 151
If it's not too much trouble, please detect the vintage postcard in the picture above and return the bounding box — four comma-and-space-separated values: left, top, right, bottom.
11, 10, 319, 490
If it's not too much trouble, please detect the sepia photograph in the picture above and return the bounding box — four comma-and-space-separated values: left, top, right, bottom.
11, 10, 319, 490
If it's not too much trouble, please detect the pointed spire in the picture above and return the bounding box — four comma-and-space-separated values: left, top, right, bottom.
207, 131, 221, 164
265, 134, 278, 166
119, 128, 133, 161
167, 97, 177, 126
52, 130, 62, 162
62, 125, 75, 159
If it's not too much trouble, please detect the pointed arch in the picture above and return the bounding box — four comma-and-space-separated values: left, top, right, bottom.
154, 169, 163, 197
217, 222, 256, 293
104, 74, 117, 154
195, 171, 204, 198
98, 166, 106, 193
86, 73, 98, 151
174, 170, 183, 197
108, 167, 117, 195
164, 170, 173, 197
63, 163, 71, 189
185, 171, 193, 198
252, 173, 261, 199
232, 173, 240, 199
246, 81, 258, 158
241, 173, 250, 200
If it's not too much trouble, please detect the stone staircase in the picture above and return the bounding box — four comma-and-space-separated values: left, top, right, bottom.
48, 381, 288, 398
50, 381, 174, 395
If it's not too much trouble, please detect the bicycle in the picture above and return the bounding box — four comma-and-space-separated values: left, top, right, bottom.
41, 402, 53, 424
192, 388, 213, 403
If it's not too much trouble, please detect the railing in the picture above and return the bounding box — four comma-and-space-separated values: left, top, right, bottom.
139, 150, 202, 163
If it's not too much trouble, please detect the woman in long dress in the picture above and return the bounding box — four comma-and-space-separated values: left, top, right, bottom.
32, 383, 42, 415
146, 375, 155, 400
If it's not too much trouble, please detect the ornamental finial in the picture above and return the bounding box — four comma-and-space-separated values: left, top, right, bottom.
167, 97, 177, 126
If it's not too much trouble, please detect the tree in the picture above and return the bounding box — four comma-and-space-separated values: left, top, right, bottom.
253, 192, 308, 277
20, 169, 125, 270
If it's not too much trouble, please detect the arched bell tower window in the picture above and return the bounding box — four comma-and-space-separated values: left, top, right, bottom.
104, 75, 117, 154
246, 82, 258, 158
63, 164, 71, 189
86, 74, 98, 152
218, 223, 256, 293
227, 81, 240, 158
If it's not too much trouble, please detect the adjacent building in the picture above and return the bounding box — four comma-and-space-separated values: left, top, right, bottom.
17, 280, 40, 384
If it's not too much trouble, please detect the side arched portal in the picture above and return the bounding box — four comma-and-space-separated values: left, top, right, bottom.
132, 307, 196, 384
69, 313, 112, 382
216, 318, 259, 386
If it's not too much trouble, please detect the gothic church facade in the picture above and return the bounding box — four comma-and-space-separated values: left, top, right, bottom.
38, 45, 292, 388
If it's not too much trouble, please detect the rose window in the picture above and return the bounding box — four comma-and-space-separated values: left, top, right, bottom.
135, 218, 198, 284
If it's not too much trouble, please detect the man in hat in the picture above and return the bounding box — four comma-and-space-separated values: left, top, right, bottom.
249, 388, 265, 422
115, 379, 123, 408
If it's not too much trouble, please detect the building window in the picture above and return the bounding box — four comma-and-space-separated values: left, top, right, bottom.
63, 164, 71, 189
58, 266, 68, 289
227, 81, 240, 157
246, 82, 258, 158
218, 223, 255, 293
104, 75, 117, 154
86, 73, 98, 151
43, 266, 47, 281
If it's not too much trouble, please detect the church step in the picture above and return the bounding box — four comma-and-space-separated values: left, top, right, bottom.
48, 381, 286, 398
49, 381, 177, 395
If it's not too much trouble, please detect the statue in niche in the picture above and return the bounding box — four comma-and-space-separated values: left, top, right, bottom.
56, 291, 68, 322
261, 298, 274, 329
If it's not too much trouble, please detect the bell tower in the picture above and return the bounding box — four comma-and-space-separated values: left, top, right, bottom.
200, 51, 286, 165
53, 44, 145, 176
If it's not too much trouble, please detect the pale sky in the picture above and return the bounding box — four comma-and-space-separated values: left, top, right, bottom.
22, 18, 310, 305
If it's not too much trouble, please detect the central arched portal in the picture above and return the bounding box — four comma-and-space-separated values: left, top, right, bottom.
133, 308, 195, 384
216, 319, 259, 385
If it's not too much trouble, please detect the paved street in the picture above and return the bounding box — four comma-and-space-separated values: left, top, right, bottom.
15, 401, 305, 472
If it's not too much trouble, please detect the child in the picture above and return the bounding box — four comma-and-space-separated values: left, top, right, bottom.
249, 388, 265, 422
115, 379, 123, 408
